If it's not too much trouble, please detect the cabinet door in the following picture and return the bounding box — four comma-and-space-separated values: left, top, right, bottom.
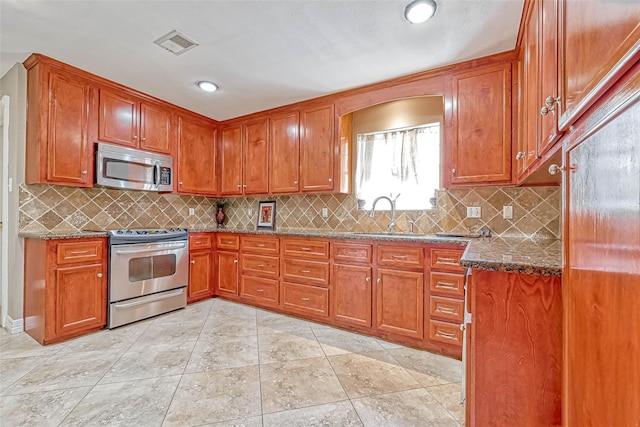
46, 70, 93, 185
270, 111, 300, 193
376, 268, 424, 339
300, 104, 334, 192
558, 1, 640, 130
216, 251, 239, 297
177, 114, 217, 195
523, 0, 540, 170
99, 89, 138, 147
450, 63, 512, 185
332, 264, 372, 328
188, 250, 213, 303
219, 124, 244, 196
55, 263, 106, 337
537, 0, 561, 156
243, 117, 270, 195
140, 101, 172, 154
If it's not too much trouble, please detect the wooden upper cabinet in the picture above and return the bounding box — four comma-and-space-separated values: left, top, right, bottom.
537, 0, 561, 156
243, 117, 270, 195
176, 114, 217, 195
99, 89, 173, 154
25, 58, 96, 187
300, 104, 335, 192
219, 123, 244, 196
449, 62, 512, 185
522, 0, 540, 172
270, 111, 300, 194
557, 0, 640, 130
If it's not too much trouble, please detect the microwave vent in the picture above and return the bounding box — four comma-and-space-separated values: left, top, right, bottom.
153, 30, 199, 56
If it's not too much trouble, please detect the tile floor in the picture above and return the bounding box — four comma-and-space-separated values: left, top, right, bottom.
0, 298, 464, 426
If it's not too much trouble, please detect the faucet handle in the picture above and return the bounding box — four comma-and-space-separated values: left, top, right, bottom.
391, 193, 401, 202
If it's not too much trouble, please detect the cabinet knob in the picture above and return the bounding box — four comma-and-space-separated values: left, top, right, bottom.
179, 181, 183, 186
365, 277, 371, 282
376, 278, 381, 283
191, 260, 196, 264
97, 273, 103, 278
293, 180, 298, 185
237, 184, 242, 188
243, 184, 247, 188
141, 137, 146, 141
451, 168, 456, 175
81, 170, 88, 175
545, 95, 560, 107
548, 164, 565, 175
233, 259, 238, 264
515, 152, 525, 160
133, 135, 138, 139
328, 178, 333, 182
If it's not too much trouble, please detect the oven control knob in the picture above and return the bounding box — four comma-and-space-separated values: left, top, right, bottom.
97, 273, 103, 278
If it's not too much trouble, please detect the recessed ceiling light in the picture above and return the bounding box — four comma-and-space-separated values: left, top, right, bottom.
197, 81, 219, 93
404, 0, 437, 24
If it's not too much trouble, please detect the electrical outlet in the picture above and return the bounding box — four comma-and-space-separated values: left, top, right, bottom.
247, 208, 253, 217
322, 207, 328, 218
466, 206, 481, 218
188, 208, 195, 216
503, 205, 513, 219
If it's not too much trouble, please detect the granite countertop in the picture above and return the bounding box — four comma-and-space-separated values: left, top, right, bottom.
19, 228, 561, 276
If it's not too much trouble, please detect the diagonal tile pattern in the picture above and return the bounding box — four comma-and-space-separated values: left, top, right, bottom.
0, 299, 465, 426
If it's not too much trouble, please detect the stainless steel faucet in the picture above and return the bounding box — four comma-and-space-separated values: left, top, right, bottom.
368, 194, 400, 233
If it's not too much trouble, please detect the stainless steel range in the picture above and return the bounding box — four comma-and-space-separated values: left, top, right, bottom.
107, 228, 189, 328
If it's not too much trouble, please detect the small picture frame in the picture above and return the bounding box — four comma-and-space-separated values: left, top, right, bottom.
257, 201, 276, 230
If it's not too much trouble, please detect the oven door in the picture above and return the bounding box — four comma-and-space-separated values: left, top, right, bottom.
109, 240, 188, 302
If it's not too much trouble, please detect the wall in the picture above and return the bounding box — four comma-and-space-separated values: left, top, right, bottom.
0, 63, 27, 329
352, 97, 443, 135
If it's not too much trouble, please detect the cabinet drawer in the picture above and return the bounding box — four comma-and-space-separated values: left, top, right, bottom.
57, 240, 103, 265
429, 296, 464, 323
430, 272, 465, 297
241, 235, 279, 254
429, 319, 463, 347
333, 242, 373, 264
189, 233, 212, 250
281, 258, 330, 287
241, 254, 279, 278
217, 234, 239, 250
281, 238, 329, 259
281, 282, 329, 318
430, 249, 465, 272
377, 245, 424, 268
241, 276, 279, 308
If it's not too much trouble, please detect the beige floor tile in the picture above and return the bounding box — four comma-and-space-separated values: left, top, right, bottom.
257, 312, 313, 335
0, 332, 67, 359
260, 357, 348, 414
58, 321, 149, 354
201, 416, 264, 427
313, 328, 385, 356
328, 351, 421, 399
0, 387, 91, 426
0, 355, 49, 393
60, 376, 180, 426
2, 349, 121, 395
202, 315, 258, 337
163, 366, 262, 426
100, 340, 195, 384
185, 334, 259, 373
258, 330, 324, 363
387, 346, 462, 386
262, 400, 363, 427
426, 382, 465, 424
352, 388, 459, 426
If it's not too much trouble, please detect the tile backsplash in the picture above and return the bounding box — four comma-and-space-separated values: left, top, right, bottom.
19, 184, 560, 239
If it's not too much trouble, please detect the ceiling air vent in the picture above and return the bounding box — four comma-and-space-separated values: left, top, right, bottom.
153, 30, 199, 56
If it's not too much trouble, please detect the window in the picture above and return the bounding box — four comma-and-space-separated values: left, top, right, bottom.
355, 123, 440, 211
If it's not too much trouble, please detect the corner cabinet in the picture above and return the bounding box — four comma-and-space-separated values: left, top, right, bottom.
176, 113, 217, 196
448, 62, 513, 186
23, 238, 107, 345
24, 56, 97, 187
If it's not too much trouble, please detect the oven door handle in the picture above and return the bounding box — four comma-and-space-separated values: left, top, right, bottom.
114, 242, 187, 255
153, 162, 160, 187
112, 288, 185, 309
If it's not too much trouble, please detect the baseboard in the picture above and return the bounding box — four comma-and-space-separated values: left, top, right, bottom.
5, 314, 24, 334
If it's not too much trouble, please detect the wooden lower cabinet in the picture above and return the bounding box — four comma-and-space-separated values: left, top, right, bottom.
331, 264, 372, 328
376, 268, 424, 339
24, 238, 107, 345
240, 276, 279, 308
215, 251, 239, 298
188, 250, 214, 303
280, 281, 329, 319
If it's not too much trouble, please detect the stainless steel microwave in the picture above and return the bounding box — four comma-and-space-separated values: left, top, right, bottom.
95, 143, 173, 192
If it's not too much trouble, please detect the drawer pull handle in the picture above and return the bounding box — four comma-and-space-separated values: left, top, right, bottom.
299, 269, 311, 273
256, 264, 265, 268
70, 250, 90, 255
223, 240, 234, 244
437, 306, 457, 314
300, 247, 312, 251
392, 255, 408, 259
255, 243, 265, 247
437, 257, 458, 264
300, 297, 311, 301
437, 281, 458, 290
256, 288, 264, 292
436, 330, 457, 340
195, 241, 202, 244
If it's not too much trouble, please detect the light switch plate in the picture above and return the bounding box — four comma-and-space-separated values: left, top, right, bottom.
466, 206, 481, 218
322, 207, 328, 218
503, 205, 513, 219
188, 208, 195, 216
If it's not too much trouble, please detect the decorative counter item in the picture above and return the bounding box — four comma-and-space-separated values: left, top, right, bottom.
257, 201, 276, 230
216, 203, 226, 228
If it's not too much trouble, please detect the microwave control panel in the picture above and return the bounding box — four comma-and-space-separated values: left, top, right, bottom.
160, 167, 171, 185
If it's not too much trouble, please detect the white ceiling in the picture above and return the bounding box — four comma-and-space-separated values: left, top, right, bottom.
0, 0, 524, 121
